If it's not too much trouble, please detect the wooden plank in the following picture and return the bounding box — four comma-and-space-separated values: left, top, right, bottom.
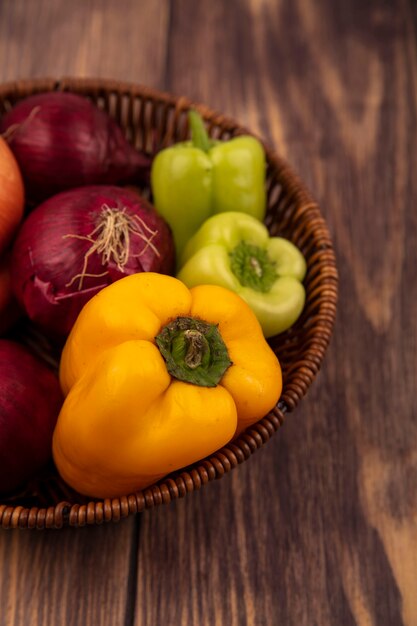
133, 0, 417, 624
0, 518, 139, 625
0, 0, 170, 87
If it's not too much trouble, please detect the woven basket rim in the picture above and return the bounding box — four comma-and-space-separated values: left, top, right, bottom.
0, 77, 338, 529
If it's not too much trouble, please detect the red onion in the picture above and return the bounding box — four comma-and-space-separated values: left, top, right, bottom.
0, 253, 22, 335
0, 339, 63, 495
11, 185, 175, 337
0, 92, 150, 203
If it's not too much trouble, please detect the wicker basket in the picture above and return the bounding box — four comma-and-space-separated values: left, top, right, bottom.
0, 77, 338, 529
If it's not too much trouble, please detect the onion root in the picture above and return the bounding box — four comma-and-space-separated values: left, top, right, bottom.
63, 204, 161, 290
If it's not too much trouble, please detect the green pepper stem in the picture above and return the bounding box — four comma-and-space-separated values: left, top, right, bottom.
188, 110, 212, 153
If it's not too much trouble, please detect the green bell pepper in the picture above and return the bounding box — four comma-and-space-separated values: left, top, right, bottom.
151, 110, 267, 258
177, 212, 307, 338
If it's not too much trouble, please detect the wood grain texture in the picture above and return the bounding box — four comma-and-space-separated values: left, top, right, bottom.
0, 0, 170, 87
0, 0, 416, 624
0, 518, 138, 625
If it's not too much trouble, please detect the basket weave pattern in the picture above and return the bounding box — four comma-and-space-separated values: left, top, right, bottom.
0, 78, 338, 529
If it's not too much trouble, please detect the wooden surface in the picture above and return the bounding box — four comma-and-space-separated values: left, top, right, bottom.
0, 0, 416, 624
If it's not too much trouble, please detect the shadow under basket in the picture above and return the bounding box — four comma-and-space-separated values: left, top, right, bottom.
0, 77, 338, 529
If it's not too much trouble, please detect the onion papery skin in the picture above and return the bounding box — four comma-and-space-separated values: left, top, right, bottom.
0, 92, 150, 203
0, 339, 63, 495
11, 185, 175, 338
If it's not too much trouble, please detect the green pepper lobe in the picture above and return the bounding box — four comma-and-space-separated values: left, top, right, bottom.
229, 240, 277, 293
155, 316, 232, 387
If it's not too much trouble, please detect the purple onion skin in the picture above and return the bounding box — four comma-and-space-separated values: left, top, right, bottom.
0, 339, 63, 495
11, 185, 175, 338
0, 92, 150, 203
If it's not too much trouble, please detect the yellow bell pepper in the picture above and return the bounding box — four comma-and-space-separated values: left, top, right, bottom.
53, 273, 282, 498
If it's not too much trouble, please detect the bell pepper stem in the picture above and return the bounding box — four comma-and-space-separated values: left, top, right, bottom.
155, 316, 232, 387
188, 110, 212, 153
183, 330, 207, 369
229, 240, 277, 293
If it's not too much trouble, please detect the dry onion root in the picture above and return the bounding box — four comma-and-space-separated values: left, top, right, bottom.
64, 205, 161, 290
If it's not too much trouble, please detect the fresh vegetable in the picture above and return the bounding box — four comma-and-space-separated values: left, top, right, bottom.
11, 185, 175, 338
151, 110, 266, 257
0, 92, 150, 203
53, 272, 282, 498
0, 136, 25, 254
177, 212, 307, 338
0, 339, 63, 495
0, 254, 21, 334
